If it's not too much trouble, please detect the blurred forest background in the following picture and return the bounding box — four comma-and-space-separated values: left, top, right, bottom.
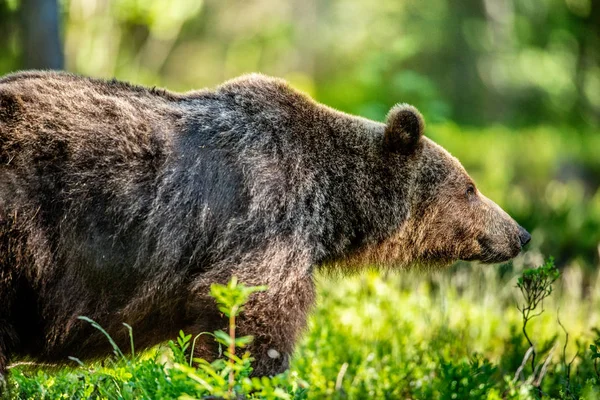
2, 0, 597, 273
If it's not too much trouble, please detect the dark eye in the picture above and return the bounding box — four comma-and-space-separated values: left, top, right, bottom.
466, 184, 476, 198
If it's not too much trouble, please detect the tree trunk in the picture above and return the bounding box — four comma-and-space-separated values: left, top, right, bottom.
20, 0, 63, 70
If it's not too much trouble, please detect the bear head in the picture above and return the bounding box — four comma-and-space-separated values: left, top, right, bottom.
349, 104, 531, 269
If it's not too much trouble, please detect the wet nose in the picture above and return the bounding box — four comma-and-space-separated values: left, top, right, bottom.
518, 225, 531, 247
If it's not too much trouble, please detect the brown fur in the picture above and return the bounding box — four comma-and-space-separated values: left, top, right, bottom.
342, 138, 525, 271
0, 71, 529, 378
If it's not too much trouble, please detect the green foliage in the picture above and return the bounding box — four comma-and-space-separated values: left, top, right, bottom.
436, 356, 497, 399
511, 258, 560, 395
210, 277, 268, 396
517, 257, 560, 315
210, 277, 267, 318
5, 263, 600, 399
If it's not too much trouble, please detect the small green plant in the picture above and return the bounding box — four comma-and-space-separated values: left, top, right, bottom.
514, 257, 560, 391
209, 277, 267, 397
436, 354, 497, 399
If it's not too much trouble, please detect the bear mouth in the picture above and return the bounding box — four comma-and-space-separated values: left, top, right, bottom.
472, 236, 522, 264
479, 253, 517, 264
460, 252, 515, 264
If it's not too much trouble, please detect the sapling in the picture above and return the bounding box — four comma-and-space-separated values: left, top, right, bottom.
210, 277, 267, 397
514, 257, 559, 388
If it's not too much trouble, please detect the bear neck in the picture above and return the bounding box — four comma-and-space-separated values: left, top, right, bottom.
310, 109, 416, 266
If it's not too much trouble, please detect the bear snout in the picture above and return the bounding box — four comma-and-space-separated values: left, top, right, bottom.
518, 225, 531, 247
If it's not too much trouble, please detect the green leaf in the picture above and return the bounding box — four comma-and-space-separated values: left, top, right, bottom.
235, 335, 254, 347
213, 330, 233, 346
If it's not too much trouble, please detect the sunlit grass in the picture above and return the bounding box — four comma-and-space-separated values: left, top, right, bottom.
292, 262, 600, 399
5, 261, 600, 399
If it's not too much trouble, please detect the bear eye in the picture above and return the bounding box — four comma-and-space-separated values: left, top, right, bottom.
466, 184, 476, 198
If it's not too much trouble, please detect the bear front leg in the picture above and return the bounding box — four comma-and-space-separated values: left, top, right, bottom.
186, 272, 315, 376
0, 327, 11, 390
187, 243, 317, 376
237, 319, 294, 377
234, 275, 316, 377
0, 355, 6, 389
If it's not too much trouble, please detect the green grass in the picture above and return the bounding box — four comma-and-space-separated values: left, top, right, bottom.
294, 262, 600, 399
4, 260, 600, 399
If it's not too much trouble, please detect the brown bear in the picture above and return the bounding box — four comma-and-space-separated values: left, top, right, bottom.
0, 71, 530, 378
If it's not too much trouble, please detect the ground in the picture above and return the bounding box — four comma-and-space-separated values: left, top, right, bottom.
3, 261, 600, 399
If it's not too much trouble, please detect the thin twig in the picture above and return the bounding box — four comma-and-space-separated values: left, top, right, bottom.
557, 313, 578, 398
534, 343, 556, 387
521, 316, 537, 372
514, 346, 535, 382
7, 361, 59, 369
335, 362, 349, 391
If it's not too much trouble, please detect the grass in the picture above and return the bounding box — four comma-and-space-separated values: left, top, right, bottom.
4, 259, 600, 399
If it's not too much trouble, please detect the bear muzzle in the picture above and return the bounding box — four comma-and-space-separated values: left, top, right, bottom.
518, 225, 531, 247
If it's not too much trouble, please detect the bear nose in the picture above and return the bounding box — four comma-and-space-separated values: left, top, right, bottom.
518, 225, 531, 247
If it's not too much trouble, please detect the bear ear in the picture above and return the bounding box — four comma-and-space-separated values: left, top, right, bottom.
383, 104, 425, 155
